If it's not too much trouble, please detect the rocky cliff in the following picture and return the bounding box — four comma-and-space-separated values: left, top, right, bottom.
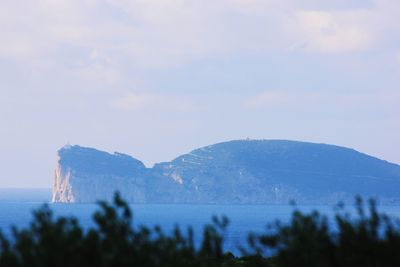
52, 140, 400, 204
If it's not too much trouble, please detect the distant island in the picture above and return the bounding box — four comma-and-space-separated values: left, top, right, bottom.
52, 140, 400, 204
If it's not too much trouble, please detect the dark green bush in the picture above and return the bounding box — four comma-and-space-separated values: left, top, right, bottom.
0, 193, 236, 267
249, 197, 400, 267
1, 194, 400, 267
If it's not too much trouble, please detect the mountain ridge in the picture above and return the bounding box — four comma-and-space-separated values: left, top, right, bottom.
52, 140, 400, 204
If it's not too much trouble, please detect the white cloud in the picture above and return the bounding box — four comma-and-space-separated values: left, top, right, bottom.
244, 91, 299, 108
1, 0, 393, 67
111, 92, 195, 112
0, 0, 399, 87
287, 10, 373, 53
244, 89, 400, 114
111, 93, 151, 110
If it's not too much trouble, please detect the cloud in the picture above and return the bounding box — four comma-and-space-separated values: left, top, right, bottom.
287, 10, 373, 53
1, 0, 394, 69
111, 92, 195, 112
0, 0, 400, 94
244, 89, 400, 116
111, 93, 151, 110
244, 91, 299, 108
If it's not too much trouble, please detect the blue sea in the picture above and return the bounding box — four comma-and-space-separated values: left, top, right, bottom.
2, 190, 400, 254
0, 201, 300, 254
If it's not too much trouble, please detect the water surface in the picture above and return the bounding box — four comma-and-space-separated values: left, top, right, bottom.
2, 202, 400, 254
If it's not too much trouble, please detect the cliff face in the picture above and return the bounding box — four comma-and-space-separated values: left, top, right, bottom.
52, 140, 400, 204
52, 145, 151, 203
52, 159, 74, 202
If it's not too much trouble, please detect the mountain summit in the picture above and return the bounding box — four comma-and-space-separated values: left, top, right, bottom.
52, 140, 400, 204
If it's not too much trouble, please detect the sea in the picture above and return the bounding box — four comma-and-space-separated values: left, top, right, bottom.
1, 189, 400, 255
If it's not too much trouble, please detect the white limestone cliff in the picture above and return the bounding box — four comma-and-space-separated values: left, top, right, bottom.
52, 158, 75, 202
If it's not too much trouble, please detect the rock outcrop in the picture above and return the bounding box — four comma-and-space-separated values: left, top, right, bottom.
52, 140, 400, 204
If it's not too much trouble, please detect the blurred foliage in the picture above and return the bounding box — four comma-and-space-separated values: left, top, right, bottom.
1, 194, 400, 267
246, 196, 400, 267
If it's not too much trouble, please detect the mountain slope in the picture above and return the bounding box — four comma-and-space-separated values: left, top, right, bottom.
52, 140, 400, 204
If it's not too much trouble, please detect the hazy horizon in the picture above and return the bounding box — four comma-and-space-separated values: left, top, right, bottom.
1, 0, 399, 187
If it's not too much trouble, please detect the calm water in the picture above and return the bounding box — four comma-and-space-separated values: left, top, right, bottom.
1, 202, 400, 254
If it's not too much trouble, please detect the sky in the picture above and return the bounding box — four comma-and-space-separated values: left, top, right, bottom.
0, 0, 399, 188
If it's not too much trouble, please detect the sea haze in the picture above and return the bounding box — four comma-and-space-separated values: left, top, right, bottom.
0, 188, 51, 202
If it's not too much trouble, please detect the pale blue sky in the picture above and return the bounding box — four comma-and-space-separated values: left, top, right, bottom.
0, 0, 399, 187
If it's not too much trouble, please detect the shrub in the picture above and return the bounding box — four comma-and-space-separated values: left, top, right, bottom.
1, 194, 400, 267
249, 196, 400, 267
